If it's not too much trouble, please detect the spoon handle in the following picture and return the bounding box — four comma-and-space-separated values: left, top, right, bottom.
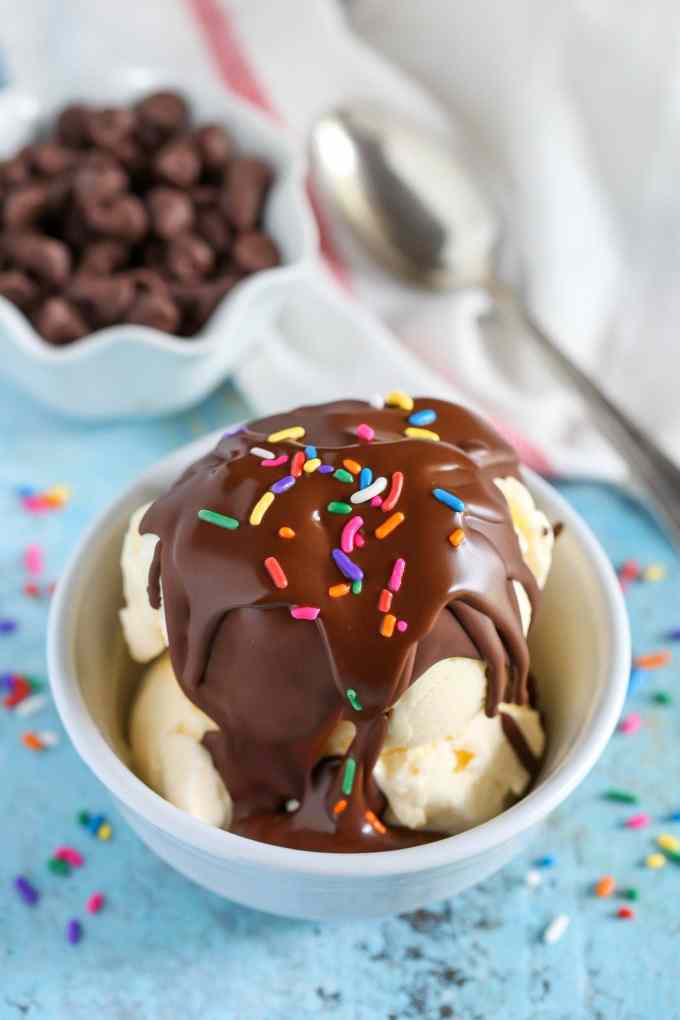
490, 282, 680, 547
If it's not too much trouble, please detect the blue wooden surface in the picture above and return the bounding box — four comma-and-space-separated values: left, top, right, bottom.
1, 373, 678, 1020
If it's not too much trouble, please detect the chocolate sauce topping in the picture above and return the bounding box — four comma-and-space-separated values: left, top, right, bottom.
140, 398, 543, 852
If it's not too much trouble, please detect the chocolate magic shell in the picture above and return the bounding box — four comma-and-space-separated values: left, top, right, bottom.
141, 396, 542, 852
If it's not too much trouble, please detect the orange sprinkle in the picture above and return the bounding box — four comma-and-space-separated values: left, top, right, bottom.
381, 613, 397, 638
343, 459, 362, 475
448, 528, 465, 548
278, 526, 296, 539
375, 512, 405, 540
22, 731, 44, 751
329, 583, 351, 598
291, 451, 305, 478
333, 799, 348, 815
365, 810, 387, 835
634, 651, 672, 669
595, 875, 616, 898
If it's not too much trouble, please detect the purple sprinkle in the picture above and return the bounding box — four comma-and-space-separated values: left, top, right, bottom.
319, 465, 334, 474
0, 619, 17, 634
668, 628, 680, 641
271, 475, 296, 495
66, 919, 82, 944
14, 875, 39, 905
0, 673, 15, 690
332, 548, 364, 582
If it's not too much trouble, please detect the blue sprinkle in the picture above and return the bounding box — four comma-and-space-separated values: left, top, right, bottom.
433, 487, 465, 513
534, 855, 556, 869
17, 486, 36, 498
359, 467, 373, 490
87, 814, 106, 835
408, 409, 437, 427
319, 465, 334, 474
270, 475, 296, 495
666, 811, 680, 822
0, 619, 17, 634
332, 548, 364, 583
304, 445, 317, 459
627, 666, 645, 697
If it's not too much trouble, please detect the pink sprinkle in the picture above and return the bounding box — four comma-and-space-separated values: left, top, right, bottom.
87, 892, 105, 914
357, 424, 375, 442
291, 606, 321, 621
624, 813, 650, 829
371, 496, 383, 508
23, 496, 50, 514
388, 558, 406, 593
619, 713, 642, 735
24, 543, 44, 577
396, 620, 408, 633
55, 846, 84, 868
355, 533, 366, 548
341, 516, 364, 554
261, 455, 289, 468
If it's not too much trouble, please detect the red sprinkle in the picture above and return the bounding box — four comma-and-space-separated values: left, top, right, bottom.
617, 906, 635, 920
290, 451, 305, 478
87, 892, 105, 914
264, 556, 288, 589
4, 677, 31, 709
378, 589, 393, 613
619, 560, 640, 581
382, 471, 404, 513
23, 582, 41, 598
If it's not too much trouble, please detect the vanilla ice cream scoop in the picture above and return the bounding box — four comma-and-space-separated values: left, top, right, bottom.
123, 469, 552, 837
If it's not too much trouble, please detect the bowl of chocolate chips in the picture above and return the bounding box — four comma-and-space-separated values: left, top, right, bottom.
0, 67, 316, 418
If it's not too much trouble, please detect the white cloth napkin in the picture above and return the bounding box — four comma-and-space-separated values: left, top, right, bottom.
2, 0, 676, 477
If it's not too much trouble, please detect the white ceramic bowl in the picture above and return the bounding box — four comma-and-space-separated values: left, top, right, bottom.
0, 67, 317, 419
48, 432, 630, 920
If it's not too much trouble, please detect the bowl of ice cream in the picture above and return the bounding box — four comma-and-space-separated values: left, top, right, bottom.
48, 396, 629, 920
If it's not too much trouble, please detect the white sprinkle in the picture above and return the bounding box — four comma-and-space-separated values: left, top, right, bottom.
14, 694, 47, 718
250, 447, 275, 460
37, 730, 60, 748
285, 799, 300, 813
369, 393, 384, 409
350, 476, 388, 504
526, 869, 542, 888
543, 914, 570, 944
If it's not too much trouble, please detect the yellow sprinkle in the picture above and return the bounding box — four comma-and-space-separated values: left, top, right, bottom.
329, 583, 351, 598
646, 852, 666, 870
278, 526, 296, 539
343, 459, 362, 475
385, 390, 414, 412
45, 484, 71, 503
642, 564, 666, 582
250, 491, 275, 526
375, 512, 405, 540
381, 613, 397, 638
303, 458, 321, 474
657, 833, 680, 852
448, 528, 465, 548
404, 427, 440, 442
97, 823, 112, 841
267, 426, 305, 443
453, 749, 475, 773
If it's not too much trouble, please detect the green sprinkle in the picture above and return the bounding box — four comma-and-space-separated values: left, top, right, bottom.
346, 688, 363, 711
333, 469, 355, 484
342, 757, 357, 796
653, 691, 672, 704
665, 848, 680, 864
351, 580, 363, 595
623, 887, 639, 901
48, 857, 70, 876
603, 788, 638, 804
327, 501, 352, 515
78, 810, 90, 826
198, 508, 240, 530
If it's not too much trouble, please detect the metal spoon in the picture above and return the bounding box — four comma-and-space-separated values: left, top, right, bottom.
309, 103, 680, 546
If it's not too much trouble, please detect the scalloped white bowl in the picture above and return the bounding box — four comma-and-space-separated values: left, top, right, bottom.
0, 67, 317, 419
48, 431, 630, 920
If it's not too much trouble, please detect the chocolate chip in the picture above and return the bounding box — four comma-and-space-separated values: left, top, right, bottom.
56, 104, 91, 147
164, 233, 214, 282
136, 91, 189, 144
0, 270, 40, 310
194, 124, 232, 171
0, 151, 32, 189
79, 239, 129, 275
73, 152, 128, 201
4, 184, 49, 230
222, 157, 272, 231
154, 137, 201, 189
33, 297, 88, 344
232, 231, 280, 272
147, 187, 194, 239
126, 292, 179, 332
125, 268, 170, 298
8, 233, 72, 286
195, 207, 231, 252
31, 143, 76, 176
172, 274, 236, 333
190, 186, 220, 208
82, 194, 148, 242
67, 273, 134, 327
87, 107, 136, 150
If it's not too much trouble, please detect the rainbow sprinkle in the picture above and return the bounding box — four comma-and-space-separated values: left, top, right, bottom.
378, 589, 393, 613
385, 390, 414, 412
270, 475, 296, 495
396, 620, 408, 633
264, 556, 288, 589
304, 445, 317, 459
404, 427, 440, 442
303, 458, 321, 473
433, 488, 465, 513
290, 606, 320, 621
356, 423, 375, 441
382, 471, 404, 512
334, 468, 355, 484
278, 526, 296, 539
359, 467, 373, 489
351, 476, 387, 505
261, 454, 289, 469
329, 583, 351, 598
198, 509, 239, 530
343, 459, 362, 475
332, 548, 364, 582
448, 528, 465, 548
250, 447, 274, 460
388, 558, 406, 592
342, 757, 357, 795
328, 501, 352, 515
291, 451, 305, 477
249, 492, 275, 526
380, 614, 397, 638
267, 426, 305, 443
346, 688, 363, 711
408, 409, 437, 427
375, 513, 405, 540
341, 516, 364, 554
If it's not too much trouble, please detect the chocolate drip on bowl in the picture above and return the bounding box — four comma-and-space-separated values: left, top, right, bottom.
141, 397, 543, 852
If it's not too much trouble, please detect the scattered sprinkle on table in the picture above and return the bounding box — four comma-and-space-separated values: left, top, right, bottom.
642, 563, 666, 581
14, 875, 39, 905
595, 875, 616, 898
604, 788, 639, 804
543, 914, 570, 945
24, 543, 44, 576
657, 833, 680, 852
623, 887, 639, 901
634, 650, 672, 669
0, 618, 17, 634
624, 812, 650, 829
14, 693, 47, 718
619, 712, 642, 735
66, 919, 83, 945
534, 855, 556, 869
653, 691, 672, 705
646, 852, 666, 870
87, 892, 105, 914
617, 906, 635, 920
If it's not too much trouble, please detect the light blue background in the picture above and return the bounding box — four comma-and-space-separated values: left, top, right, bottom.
0, 373, 678, 1020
